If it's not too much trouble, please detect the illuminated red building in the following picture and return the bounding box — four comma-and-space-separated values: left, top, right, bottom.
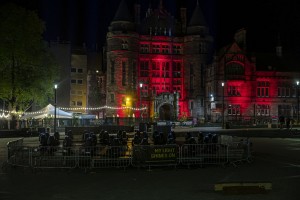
104, 0, 300, 124
208, 29, 300, 125
105, 0, 213, 121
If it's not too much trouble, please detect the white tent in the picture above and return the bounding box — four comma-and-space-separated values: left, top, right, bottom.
20, 104, 73, 119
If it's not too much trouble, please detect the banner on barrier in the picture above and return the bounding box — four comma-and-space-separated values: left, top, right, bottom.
150, 146, 178, 160
133, 145, 179, 162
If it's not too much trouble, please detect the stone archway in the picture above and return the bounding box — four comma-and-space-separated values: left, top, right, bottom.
154, 93, 178, 121
159, 104, 173, 121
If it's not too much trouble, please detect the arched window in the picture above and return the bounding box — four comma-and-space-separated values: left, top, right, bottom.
225, 62, 244, 75
225, 62, 244, 80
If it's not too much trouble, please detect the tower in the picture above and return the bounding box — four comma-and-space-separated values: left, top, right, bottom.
184, 1, 214, 120
106, 0, 139, 118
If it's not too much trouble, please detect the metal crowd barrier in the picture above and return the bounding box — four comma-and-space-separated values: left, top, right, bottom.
228, 139, 253, 167
7, 146, 33, 167
88, 145, 132, 169
180, 143, 228, 167
31, 146, 78, 169
7, 138, 24, 159
5, 141, 253, 170
6, 138, 31, 168
0, 146, 7, 172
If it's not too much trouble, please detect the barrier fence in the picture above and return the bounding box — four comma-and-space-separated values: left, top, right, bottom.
3, 138, 253, 171
180, 143, 228, 167
132, 145, 179, 169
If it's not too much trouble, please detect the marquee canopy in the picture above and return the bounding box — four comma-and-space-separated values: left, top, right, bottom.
20, 104, 73, 119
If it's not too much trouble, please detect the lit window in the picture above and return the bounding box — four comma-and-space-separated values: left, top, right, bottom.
257, 81, 269, 97
278, 87, 290, 97
110, 94, 115, 103
152, 44, 160, 53
122, 61, 126, 86
190, 101, 194, 109
162, 45, 169, 54
110, 59, 115, 84
122, 40, 128, 49
228, 105, 240, 115
172, 45, 182, 54
140, 44, 149, 53
256, 104, 270, 116
228, 86, 240, 96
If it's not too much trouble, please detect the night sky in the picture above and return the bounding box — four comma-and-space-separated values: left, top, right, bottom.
1, 0, 300, 54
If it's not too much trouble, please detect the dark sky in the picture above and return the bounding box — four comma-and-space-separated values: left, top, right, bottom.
1, 0, 300, 54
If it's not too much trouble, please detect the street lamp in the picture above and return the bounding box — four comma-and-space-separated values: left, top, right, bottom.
54, 84, 57, 134
210, 94, 214, 122
297, 81, 299, 124
139, 82, 143, 120
222, 82, 225, 129
126, 97, 131, 125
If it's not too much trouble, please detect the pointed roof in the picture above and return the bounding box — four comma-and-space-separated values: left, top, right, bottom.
159, 0, 163, 10
113, 0, 132, 22
188, 1, 206, 27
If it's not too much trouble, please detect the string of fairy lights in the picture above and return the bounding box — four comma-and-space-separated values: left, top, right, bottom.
0, 105, 147, 118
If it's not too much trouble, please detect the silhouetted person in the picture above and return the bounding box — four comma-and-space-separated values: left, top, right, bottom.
286, 117, 291, 129
167, 131, 176, 144
197, 132, 204, 144
279, 116, 285, 129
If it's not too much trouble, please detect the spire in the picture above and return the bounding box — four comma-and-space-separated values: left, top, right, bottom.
276, 33, 282, 57
134, 2, 141, 24
159, 0, 163, 10
188, 2, 206, 27
234, 28, 247, 50
113, 0, 132, 22
109, 0, 135, 32
146, 1, 152, 17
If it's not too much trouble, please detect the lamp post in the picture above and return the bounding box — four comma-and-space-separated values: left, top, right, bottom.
210, 94, 214, 122
54, 84, 57, 134
222, 82, 225, 129
139, 82, 143, 120
297, 81, 299, 124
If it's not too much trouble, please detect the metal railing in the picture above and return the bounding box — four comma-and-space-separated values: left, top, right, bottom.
3, 139, 252, 171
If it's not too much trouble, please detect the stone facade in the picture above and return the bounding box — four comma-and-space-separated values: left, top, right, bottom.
104, 0, 300, 124
105, 0, 213, 120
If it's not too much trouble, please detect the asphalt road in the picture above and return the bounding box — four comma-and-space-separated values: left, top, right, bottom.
0, 129, 299, 200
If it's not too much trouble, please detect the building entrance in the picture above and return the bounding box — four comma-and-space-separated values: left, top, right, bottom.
154, 93, 177, 121
159, 104, 172, 121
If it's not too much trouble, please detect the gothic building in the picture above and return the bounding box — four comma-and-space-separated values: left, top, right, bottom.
105, 0, 213, 121
207, 29, 300, 124
105, 0, 300, 124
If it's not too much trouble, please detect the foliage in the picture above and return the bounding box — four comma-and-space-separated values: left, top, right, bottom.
0, 3, 59, 113
178, 112, 187, 122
